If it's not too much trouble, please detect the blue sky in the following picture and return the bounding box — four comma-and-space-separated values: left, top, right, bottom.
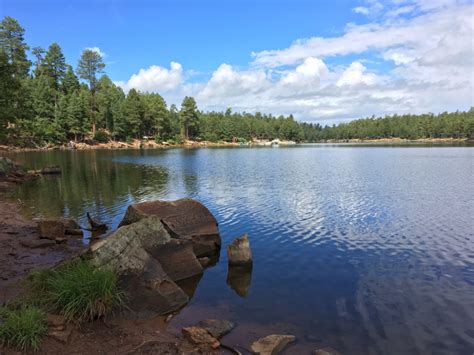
2, 0, 473, 123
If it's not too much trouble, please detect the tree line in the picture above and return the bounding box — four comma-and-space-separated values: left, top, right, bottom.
1, 16, 472, 146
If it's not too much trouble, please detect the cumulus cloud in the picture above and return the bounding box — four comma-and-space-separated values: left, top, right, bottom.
116, 62, 184, 93
112, 0, 473, 123
85, 46, 106, 58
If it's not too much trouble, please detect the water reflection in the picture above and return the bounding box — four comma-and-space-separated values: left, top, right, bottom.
226, 266, 252, 297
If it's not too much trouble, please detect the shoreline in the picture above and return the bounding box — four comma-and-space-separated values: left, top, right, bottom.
0, 137, 470, 152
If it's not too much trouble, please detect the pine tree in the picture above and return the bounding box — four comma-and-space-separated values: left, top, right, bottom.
180, 96, 199, 139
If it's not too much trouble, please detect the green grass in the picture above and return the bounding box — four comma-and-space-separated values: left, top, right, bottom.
25, 260, 126, 323
0, 306, 48, 351
47, 260, 126, 322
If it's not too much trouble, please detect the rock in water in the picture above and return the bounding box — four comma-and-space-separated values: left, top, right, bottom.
227, 234, 253, 267
182, 326, 220, 349
38, 220, 65, 240
196, 319, 235, 339
250, 334, 296, 355
119, 199, 221, 257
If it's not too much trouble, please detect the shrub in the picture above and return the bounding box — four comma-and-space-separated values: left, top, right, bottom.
93, 129, 110, 143
0, 306, 48, 351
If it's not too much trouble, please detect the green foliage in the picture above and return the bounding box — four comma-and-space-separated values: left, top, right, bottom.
26, 260, 125, 323
0, 306, 48, 351
93, 129, 110, 143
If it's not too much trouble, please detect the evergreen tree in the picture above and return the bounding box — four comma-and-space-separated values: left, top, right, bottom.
180, 96, 199, 139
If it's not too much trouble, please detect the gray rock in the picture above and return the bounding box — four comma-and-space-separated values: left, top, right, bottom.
227, 234, 253, 267
119, 199, 221, 257
86, 216, 171, 273
250, 334, 296, 355
84, 216, 190, 316
197, 319, 234, 339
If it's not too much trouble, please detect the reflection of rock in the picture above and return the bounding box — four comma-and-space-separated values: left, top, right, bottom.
313, 347, 342, 355
197, 319, 235, 339
250, 334, 296, 355
119, 199, 221, 257
227, 265, 252, 297
227, 234, 252, 267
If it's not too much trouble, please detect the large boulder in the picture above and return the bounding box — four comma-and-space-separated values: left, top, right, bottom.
84, 216, 204, 316
119, 199, 221, 257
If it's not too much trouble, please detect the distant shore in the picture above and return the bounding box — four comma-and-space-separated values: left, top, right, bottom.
0, 137, 470, 152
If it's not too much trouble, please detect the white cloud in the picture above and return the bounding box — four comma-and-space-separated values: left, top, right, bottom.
85, 46, 106, 58
116, 62, 184, 93
336, 62, 380, 87
112, 0, 473, 123
354, 6, 371, 15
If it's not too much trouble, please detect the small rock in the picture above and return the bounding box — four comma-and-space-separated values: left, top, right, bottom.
20, 239, 56, 249
227, 234, 253, 267
197, 319, 234, 339
182, 326, 220, 349
48, 328, 71, 344
47, 314, 66, 328
55, 236, 67, 244
38, 220, 65, 240
313, 347, 342, 355
250, 334, 295, 355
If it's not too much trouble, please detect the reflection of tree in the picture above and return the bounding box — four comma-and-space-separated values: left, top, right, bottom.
10, 150, 170, 226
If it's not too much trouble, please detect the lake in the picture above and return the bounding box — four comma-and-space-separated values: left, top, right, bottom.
4, 145, 474, 354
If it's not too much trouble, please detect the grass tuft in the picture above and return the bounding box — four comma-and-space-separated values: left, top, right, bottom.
0, 306, 48, 351
46, 260, 125, 322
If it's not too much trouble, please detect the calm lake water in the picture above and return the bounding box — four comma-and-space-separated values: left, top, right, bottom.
5, 145, 474, 354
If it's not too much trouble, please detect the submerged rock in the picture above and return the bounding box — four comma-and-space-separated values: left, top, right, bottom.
40, 165, 61, 174
197, 319, 235, 339
251, 334, 296, 355
119, 199, 221, 257
227, 234, 253, 267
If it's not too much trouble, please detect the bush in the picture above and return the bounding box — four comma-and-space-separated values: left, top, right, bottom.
26, 260, 125, 323
0, 306, 48, 351
93, 129, 110, 143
